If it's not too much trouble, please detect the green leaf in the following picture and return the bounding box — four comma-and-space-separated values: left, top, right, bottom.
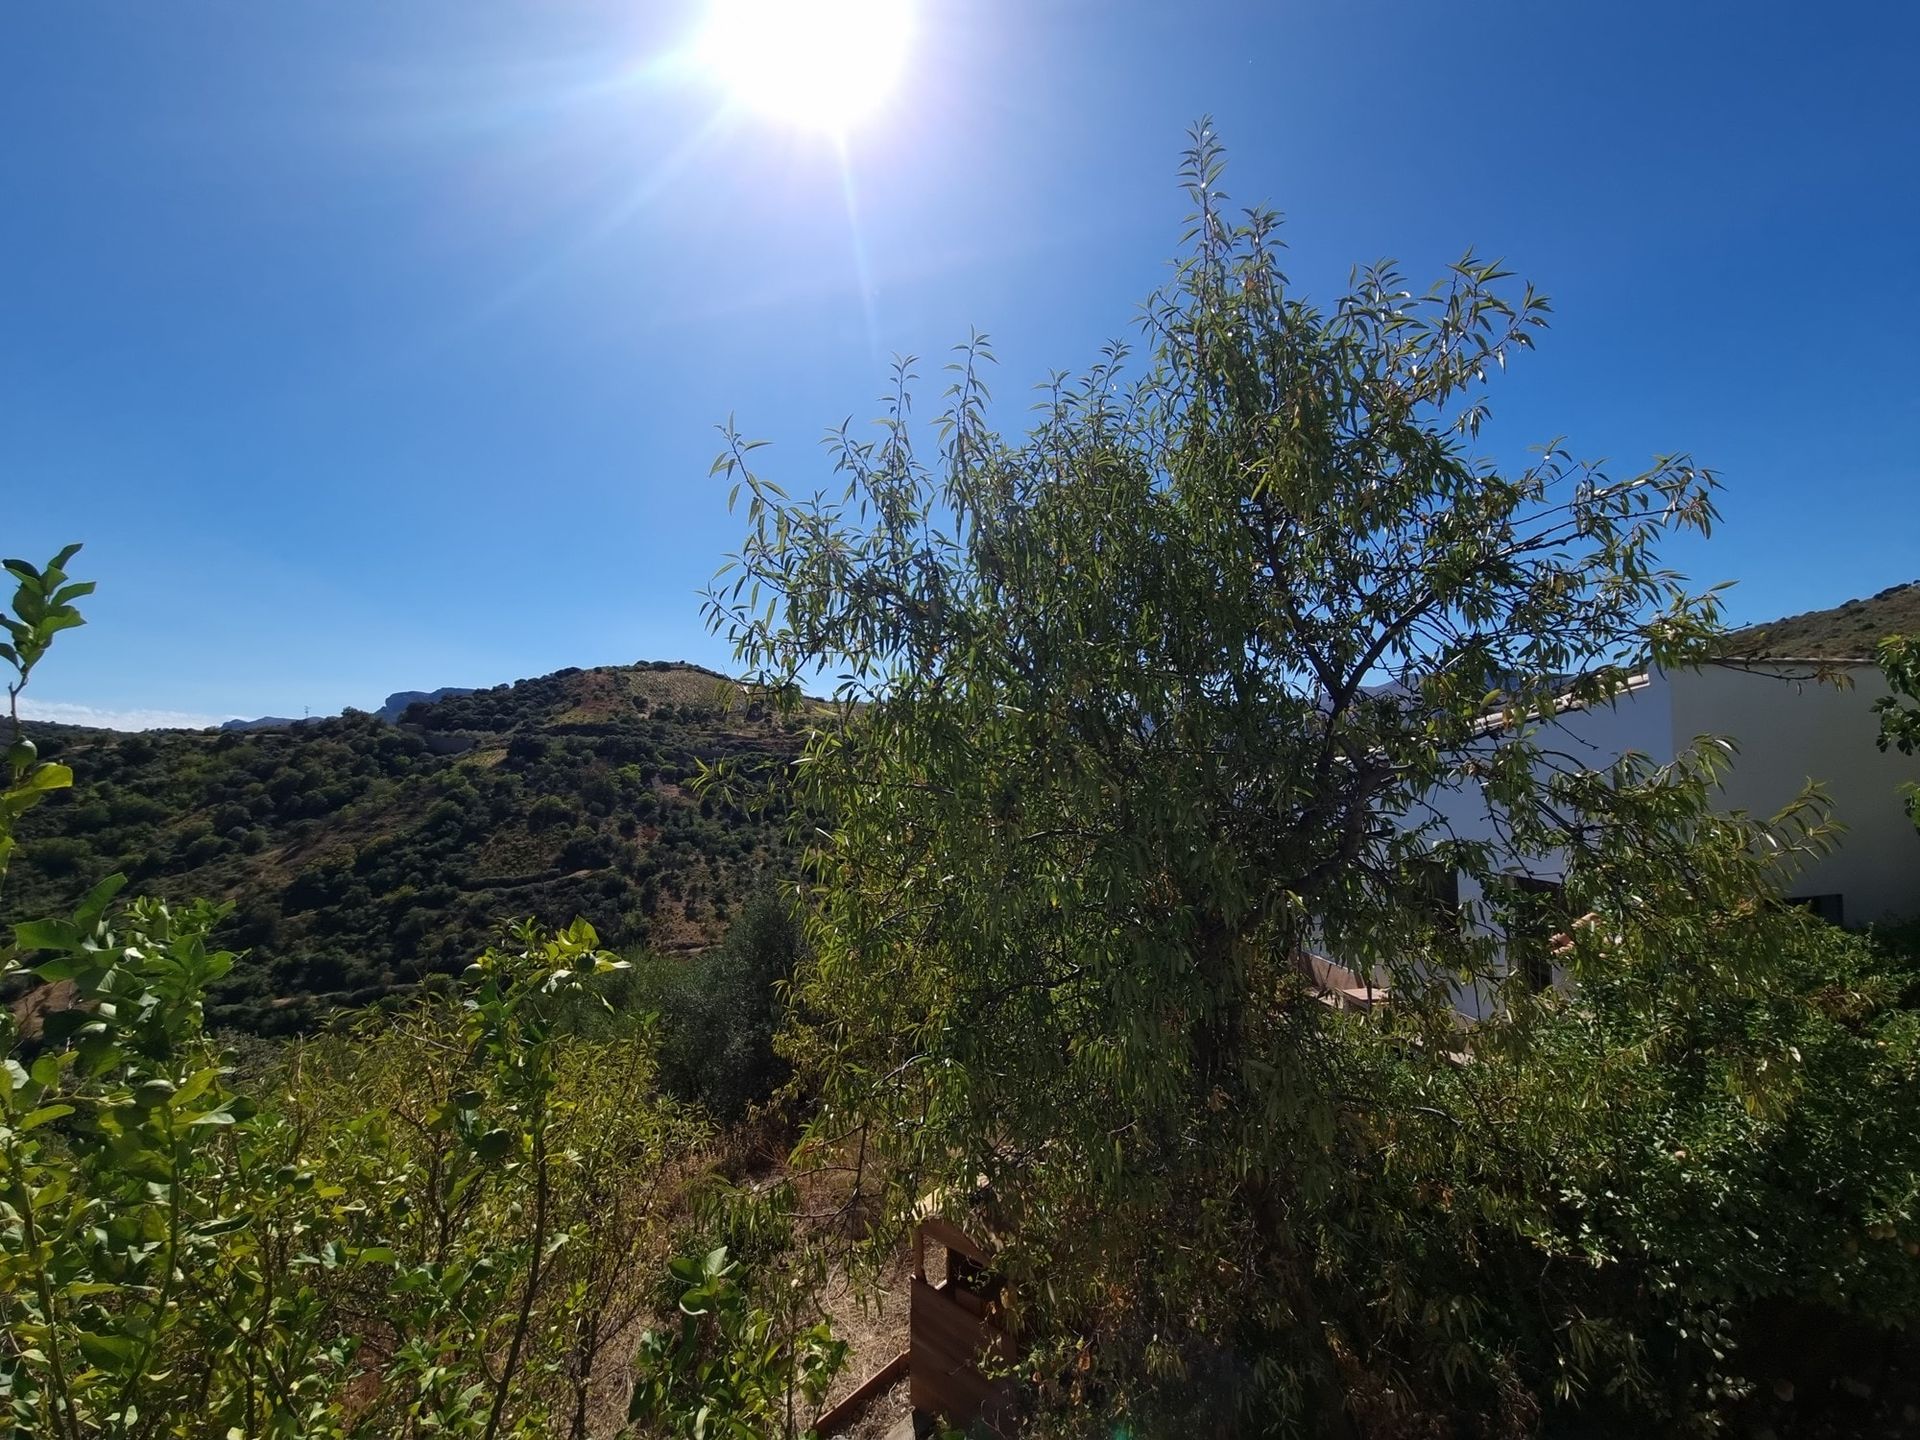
191, 1213, 255, 1238
171, 1065, 217, 1110
37, 1008, 93, 1044
11, 762, 72, 796
75, 1330, 140, 1368
36, 612, 85, 639
72, 873, 128, 930
16, 918, 80, 952
50, 580, 96, 607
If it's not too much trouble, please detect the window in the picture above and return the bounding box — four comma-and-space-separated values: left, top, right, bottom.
1788, 893, 1845, 927
1408, 859, 1461, 928
1489, 873, 1566, 992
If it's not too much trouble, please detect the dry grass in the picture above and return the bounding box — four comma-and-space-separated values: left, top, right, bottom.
553, 665, 746, 726
816, 1243, 914, 1415
832, 1374, 914, 1440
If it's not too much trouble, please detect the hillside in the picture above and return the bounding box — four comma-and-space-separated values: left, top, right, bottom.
1731, 580, 1920, 659
3, 662, 806, 1033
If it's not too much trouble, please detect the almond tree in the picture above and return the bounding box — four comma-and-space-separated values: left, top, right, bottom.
697, 127, 1829, 1434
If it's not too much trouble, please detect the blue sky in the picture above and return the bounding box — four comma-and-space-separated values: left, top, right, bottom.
6, 1, 1917, 727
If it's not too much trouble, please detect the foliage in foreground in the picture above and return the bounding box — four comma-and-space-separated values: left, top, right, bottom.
1331, 812, 1920, 1432
628, 1244, 845, 1440
1, 897, 702, 1437
1881, 633, 1920, 831
703, 128, 1920, 1434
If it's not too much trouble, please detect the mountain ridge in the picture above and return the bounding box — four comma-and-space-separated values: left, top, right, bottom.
219, 685, 488, 731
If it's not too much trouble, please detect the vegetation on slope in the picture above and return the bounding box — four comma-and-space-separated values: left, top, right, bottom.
4, 662, 801, 1033
1732, 579, 1920, 659
2, 548, 850, 1440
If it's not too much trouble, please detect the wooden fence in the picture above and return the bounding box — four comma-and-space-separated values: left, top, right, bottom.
819, 1212, 1015, 1437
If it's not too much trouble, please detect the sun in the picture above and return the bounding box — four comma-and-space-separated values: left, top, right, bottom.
701, 0, 912, 133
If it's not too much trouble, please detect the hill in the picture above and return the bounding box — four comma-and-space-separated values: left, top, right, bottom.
1730, 580, 1920, 660
3, 661, 805, 1033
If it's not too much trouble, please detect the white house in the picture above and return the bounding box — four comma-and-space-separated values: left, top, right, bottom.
1341, 659, 1920, 1019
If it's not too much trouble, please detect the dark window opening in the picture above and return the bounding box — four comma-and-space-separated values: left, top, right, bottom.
1490, 873, 1566, 992
1408, 859, 1461, 929
1789, 893, 1845, 927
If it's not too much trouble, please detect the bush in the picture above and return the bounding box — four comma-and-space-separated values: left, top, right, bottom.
558, 825, 613, 871
1321, 905, 1920, 1429
529, 793, 574, 830
640, 890, 802, 1121
3, 905, 710, 1437
26, 834, 91, 876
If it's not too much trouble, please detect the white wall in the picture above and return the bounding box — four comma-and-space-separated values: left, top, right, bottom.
1415, 675, 1678, 876
1413, 664, 1920, 927
1402, 677, 1676, 1014
1668, 663, 1920, 925
1380, 663, 1920, 1016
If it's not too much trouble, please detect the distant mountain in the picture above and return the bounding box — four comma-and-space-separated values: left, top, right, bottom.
9, 662, 806, 1034
219, 715, 311, 732
376, 687, 476, 723
1729, 581, 1920, 661
220, 685, 480, 732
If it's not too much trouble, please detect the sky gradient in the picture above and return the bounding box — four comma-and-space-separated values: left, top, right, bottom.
6, 1, 1918, 727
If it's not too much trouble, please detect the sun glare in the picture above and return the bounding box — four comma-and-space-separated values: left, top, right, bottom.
702, 0, 911, 133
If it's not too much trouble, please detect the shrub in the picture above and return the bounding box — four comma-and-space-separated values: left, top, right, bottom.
25, 834, 91, 876
639, 890, 802, 1122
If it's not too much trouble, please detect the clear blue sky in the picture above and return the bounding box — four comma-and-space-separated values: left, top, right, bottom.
6, 1, 1917, 726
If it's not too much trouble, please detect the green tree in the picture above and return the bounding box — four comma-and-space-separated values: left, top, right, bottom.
698, 129, 1881, 1433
